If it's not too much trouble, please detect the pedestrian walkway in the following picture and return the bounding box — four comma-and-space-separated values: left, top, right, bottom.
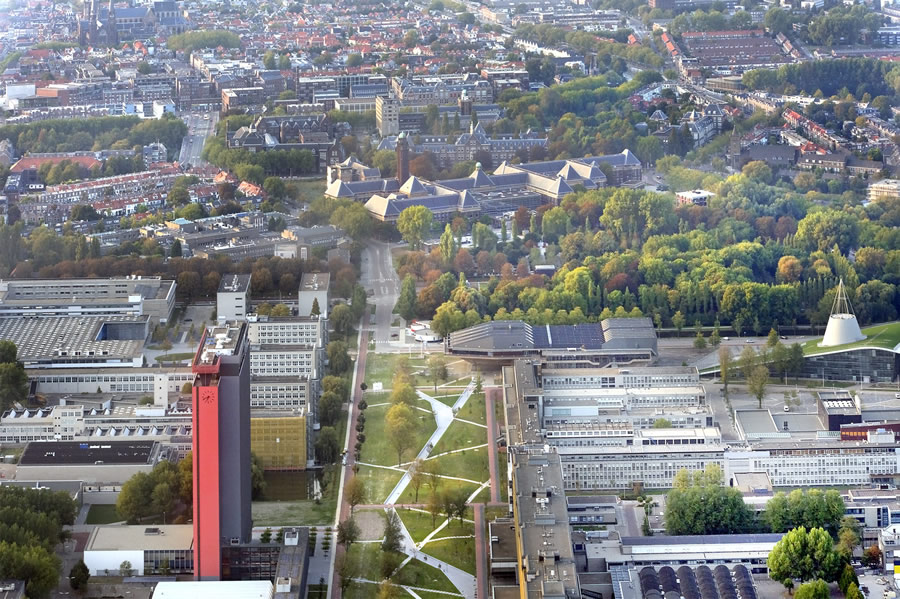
392, 506, 477, 599
383, 380, 475, 505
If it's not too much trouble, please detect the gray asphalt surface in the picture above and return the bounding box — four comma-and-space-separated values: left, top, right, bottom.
178, 111, 218, 166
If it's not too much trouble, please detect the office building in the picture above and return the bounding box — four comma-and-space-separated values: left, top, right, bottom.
192, 323, 252, 580
376, 96, 400, 136
84, 525, 194, 576
446, 318, 658, 367
0, 276, 176, 323
16, 440, 166, 483
0, 315, 149, 369
217, 274, 252, 323
868, 178, 900, 203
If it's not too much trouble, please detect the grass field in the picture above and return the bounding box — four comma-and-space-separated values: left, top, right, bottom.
85, 504, 123, 525
394, 554, 459, 593
252, 497, 337, 526
397, 477, 480, 504
290, 179, 326, 204
342, 542, 458, 597
429, 446, 490, 482
306, 584, 328, 599
430, 419, 486, 455
364, 354, 427, 388
359, 402, 436, 467
398, 508, 442, 543
803, 321, 900, 354
154, 352, 196, 362
355, 464, 404, 504
430, 393, 461, 407
422, 536, 477, 575
454, 391, 486, 424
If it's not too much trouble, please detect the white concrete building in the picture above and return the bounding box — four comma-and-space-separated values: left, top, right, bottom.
725, 441, 900, 488
247, 314, 326, 347
249, 346, 322, 379
0, 276, 176, 323
84, 525, 193, 576
217, 273, 251, 322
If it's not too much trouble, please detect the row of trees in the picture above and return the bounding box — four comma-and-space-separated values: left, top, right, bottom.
1, 114, 186, 158
0, 341, 28, 413
0, 485, 75, 598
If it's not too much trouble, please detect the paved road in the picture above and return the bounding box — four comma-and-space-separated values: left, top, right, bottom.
362, 240, 401, 345
178, 111, 218, 167
485, 387, 500, 504
329, 316, 368, 599
474, 503, 487, 599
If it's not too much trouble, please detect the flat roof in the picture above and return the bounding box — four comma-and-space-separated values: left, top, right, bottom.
218, 273, 251, 294
87, 525, 193, 551
736, 410, 777, 435
197, 324, 243, 366
300, 272, 330, 291
20, 440, 156, 465
153, 581, 273, 599
0, 315, 147, 362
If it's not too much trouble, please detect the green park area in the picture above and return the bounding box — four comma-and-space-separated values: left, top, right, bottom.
341, 542, 458, 598
802, 321, 900, 355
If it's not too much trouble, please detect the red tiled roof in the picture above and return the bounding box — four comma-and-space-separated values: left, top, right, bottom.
11, 155, 101, 173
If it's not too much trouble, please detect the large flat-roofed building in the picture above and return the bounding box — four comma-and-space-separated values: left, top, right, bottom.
0, 403, 192, 448
29, 367, 194, 406
17, 440, 164, 483
503, 363, 580, 596
249, 345, 323, 380
153, 581, 274, 598
447, 318, 658, 367
0, 316, 149, 369
0, 276, 176, 323
507, 360, 721, 491
217, 273, 251, 323
84, 525, 194, 576
725, 440, 900, 488
595, 533, 784, 571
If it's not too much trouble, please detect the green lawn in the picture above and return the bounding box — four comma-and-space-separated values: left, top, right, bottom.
397, 477, 481, 504
290, 178, 326, 204
85, 504, 123, 525
803, 321, 900, 355
355, 464, 404, 504
154, 352, 196, 362
428, 446, 490, 482
364, 354, 426, 388
422, 536, 477, 575
344, 542, 395, 585
455, 391, 486, 425
307, 584, 328, 599
359, 402, 436, 467
398, 508, 441, 544
394, 555, 459, 593
362, 392, 390, 406
252, 497, 337, 526
429, 393, 461, 407
431, 419, 486, 455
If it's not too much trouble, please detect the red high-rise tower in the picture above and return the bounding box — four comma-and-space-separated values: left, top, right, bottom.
192, 323, 251, 580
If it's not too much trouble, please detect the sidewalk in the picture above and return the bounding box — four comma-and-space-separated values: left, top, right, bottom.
383, 381, 475, 505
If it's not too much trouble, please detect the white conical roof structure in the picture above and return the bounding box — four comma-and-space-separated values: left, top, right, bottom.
820, 279, 865, 347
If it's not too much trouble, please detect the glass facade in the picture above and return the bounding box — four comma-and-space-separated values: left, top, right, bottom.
144, 549, 193, 574
801, 348, 899, 383
221, 545, 281, 581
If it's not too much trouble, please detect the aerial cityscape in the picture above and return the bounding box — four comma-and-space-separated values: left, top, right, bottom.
3, 0, 900, 597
